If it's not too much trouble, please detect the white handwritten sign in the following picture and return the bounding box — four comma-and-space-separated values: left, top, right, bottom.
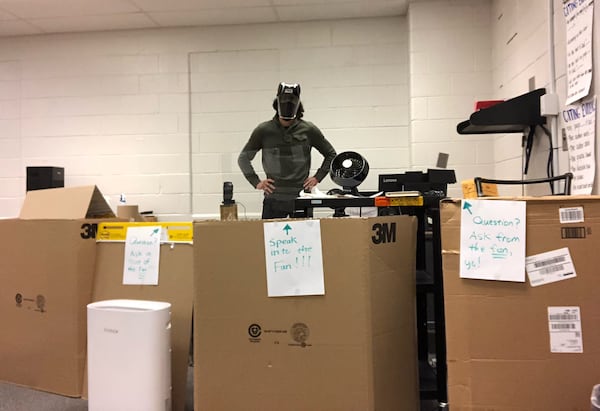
564, 0, 594, 104
563, 96, 596, 194
263, 220, 324, 297
460, 200, 526, 282
123, 225, 162, 285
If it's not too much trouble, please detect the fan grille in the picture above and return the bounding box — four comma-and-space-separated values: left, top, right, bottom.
330, 151, 369, 190
331, 157, 364, 178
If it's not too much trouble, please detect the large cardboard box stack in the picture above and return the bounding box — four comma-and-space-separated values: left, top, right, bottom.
0, 186, 114, 396
193, 216, 419, 411
87, 221, 194, 411
441, 197, 600, 410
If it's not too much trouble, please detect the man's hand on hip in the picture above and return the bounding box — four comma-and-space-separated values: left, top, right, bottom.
303, 176, 319, 192
257, 179, 275, 194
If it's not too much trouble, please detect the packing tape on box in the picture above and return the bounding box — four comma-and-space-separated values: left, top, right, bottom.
96, 222, 193, 244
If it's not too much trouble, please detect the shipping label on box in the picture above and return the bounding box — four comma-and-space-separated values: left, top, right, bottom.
526, 247, 577, 287
548, 306, 583, 353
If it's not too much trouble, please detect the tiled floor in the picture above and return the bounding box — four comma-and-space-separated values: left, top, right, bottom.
0, 366, 194, 411
0, 367, 441, 410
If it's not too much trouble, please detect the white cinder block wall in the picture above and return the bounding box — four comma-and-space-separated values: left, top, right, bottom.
491, 0, 567, 195
1, 0, 597, 218
408, 0, 494, 199
0, 32, 192, 218
0, 18, 409, 219
411, 0, 599, 197
491, 0, 599, 195
189, 18, 410, 217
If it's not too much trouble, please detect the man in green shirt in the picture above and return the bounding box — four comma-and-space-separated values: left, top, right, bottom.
238, 82, 337, 219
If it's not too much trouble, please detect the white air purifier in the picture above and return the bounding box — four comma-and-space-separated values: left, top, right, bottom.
87, 299, 172, 411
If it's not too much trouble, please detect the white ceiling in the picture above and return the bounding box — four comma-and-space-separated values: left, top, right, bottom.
0, 0, 409, 37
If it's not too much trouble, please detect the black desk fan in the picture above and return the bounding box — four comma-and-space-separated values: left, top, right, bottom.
329, 151, 369, 195
328, 151, 369, 216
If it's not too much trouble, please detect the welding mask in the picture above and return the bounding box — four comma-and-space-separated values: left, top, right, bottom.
276, 82, 301, 120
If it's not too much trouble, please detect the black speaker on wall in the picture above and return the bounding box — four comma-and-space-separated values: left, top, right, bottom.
26, 166, 64, 192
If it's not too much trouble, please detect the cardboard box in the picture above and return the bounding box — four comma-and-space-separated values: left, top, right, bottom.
441, 197, 600, 410
19, 185, 114, 219
86, 221, 194, 411
193, 216, 419, 411
0, 186, 114, 397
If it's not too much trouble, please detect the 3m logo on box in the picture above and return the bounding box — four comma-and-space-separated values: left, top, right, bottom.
80, 223, 98, 239
371, 222, 397, 244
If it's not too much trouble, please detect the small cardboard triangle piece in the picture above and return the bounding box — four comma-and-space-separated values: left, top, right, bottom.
19, 185, 115, 219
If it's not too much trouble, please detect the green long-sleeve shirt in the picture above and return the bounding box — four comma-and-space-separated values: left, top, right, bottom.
238, 117, 336, 199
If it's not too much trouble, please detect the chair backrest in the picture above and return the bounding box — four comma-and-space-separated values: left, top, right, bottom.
473, 173, 573, 197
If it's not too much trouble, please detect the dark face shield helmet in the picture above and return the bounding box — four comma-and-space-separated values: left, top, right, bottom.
276, 82, 301, 120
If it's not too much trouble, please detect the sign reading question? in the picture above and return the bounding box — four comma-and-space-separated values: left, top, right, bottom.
460, 200, 527, 282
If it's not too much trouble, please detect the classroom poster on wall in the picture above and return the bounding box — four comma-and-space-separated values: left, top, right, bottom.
563, 0, 594, 104
263, 220, 325, 297
563, 96, 597, 194
460, 200, 526, 282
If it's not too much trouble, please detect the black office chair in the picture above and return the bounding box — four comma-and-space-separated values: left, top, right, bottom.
473, 173, 573, 197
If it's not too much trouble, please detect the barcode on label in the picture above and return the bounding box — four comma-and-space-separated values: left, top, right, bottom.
560, 207, 584, 222
540, 264, 564, 275
551, 323, 576, 330
534, 256, 566, 268
549, 314, 579, 321
561, 227, 586, 239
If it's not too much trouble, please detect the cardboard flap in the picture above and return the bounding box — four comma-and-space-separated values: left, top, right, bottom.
19, 186, 115, 219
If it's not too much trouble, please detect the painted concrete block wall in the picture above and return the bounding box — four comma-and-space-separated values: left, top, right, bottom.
189, 18, 409, 217
0, 17, 409, 218
0, 61, 21, 216
491, 0, 562, 195
491, 0, 599, 195
2, 0, 592, 218
0, 32, 192, 218
408, 0, 494, 199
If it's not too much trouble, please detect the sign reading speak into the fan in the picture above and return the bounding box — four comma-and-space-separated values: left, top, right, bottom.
262, 220, 325, 297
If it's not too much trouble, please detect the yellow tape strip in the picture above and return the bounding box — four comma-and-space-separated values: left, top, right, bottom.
97, 221, 193, 243
387, 196, 424, 206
